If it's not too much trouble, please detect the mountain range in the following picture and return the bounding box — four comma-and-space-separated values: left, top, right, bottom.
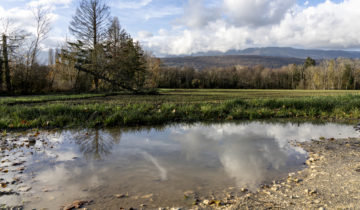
188, 47, 360, 59
161, 47, 360, 70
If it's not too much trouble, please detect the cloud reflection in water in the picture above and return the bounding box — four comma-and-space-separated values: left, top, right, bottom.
172, 122, 358, 189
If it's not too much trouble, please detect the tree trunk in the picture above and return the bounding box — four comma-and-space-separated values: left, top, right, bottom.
74, 64, 133, 91
2, 35, 11, 93
94, 76, 99, 90
0, 54, 3, 91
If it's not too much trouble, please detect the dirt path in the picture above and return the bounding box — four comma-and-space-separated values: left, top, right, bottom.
227, 137, 360, 209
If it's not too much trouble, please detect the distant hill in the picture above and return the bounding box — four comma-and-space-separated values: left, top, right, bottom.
189, 47, 360, 59
161, 55, 305, 70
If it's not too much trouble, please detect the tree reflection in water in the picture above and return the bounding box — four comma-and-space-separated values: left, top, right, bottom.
74, 129, 122, 160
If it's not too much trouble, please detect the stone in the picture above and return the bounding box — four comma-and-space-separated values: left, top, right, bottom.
28, 137, 36, 144
18, 186, 31, 192
263, 190, 272, 196
61, 200, 92, 210
183, 190, 194, 196
271, 185, 279, 191
314, 199, 321, 204
115, 194, 126, 198
0, 188, 14, 195
240, 188, 248, 192
141, 194, 153, 199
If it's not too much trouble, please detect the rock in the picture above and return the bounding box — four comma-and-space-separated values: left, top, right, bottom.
203, 199, 210, 205
115, 194, 126, 198
0, 188, 15, 195
61, 200, 92, 210
183, 190, 194, 196
141, 194, 153, 199
1, 182, 7, 188
209, 200, 222, 206
305, 189, 317, 196
245, 193, 252, 197
271, 185, 279, 191
240, 188, 248, 192
18, 186, 31, 192
11, 161, 25, 166
314, 199, 321, 204
42, 187, 51, 192
263, 190, 272, 196
28, 137, 36, 144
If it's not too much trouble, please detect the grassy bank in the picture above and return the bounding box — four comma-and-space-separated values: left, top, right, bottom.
1, 89, 360, 129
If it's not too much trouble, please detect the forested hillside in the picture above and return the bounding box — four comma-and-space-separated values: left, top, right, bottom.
162, 55, 305, 70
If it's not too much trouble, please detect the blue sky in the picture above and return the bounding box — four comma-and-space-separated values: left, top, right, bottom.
1, 0, 359, 56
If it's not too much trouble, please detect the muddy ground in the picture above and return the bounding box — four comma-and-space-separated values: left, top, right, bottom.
228, 137, 360, 210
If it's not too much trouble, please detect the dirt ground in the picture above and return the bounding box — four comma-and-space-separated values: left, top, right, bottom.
226, 137, 360, 209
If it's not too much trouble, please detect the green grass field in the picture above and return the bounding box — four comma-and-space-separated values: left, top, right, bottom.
1, 89, 360, 129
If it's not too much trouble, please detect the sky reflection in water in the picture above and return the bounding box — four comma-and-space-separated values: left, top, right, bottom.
9, 121, 360, 208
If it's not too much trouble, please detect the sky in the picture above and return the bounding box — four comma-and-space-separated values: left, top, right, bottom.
0, 0, 359, 57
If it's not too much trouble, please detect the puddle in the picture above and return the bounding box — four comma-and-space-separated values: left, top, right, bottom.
0, 121, 359, 209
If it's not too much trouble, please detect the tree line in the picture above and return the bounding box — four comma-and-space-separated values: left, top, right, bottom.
150, 57, 360, 90
1, 0, 360, 94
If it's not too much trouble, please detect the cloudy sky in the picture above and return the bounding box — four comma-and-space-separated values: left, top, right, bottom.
1, 0, 359, 56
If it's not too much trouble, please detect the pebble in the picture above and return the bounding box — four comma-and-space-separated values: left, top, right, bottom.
115, 194, 126, 198
141, 194, 153, 199
240, 188, 248, 192
0, 188, 14, 195
18, 186, 31, 192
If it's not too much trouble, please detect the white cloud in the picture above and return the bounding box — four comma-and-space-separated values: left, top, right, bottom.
142, 0, 360, 56
137, 30, 153, 39
223, 0, 296, 27
27, 0, 73, 8
176, 0, 221, 29
115, 0, 153, 9
142, 6, 182, 20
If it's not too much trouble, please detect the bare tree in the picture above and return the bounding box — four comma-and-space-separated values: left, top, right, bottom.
28, 6, 52, 66
107, 17, 127, 51
69, 0, 110, 49
0, 18, 27, 92
69, 0, 111, 89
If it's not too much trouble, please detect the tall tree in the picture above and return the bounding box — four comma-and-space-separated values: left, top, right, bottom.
2, 35, 11, 92
0, 18, 27, 93
69, 0, 111, 89
304, 57, 316, 69
28, 6, 51, 67
69, 0, 110, 49
0, 48, 3, 91
105, 17, 147, 90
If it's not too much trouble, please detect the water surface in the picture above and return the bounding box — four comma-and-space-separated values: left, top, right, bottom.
0, 121, 358, 209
